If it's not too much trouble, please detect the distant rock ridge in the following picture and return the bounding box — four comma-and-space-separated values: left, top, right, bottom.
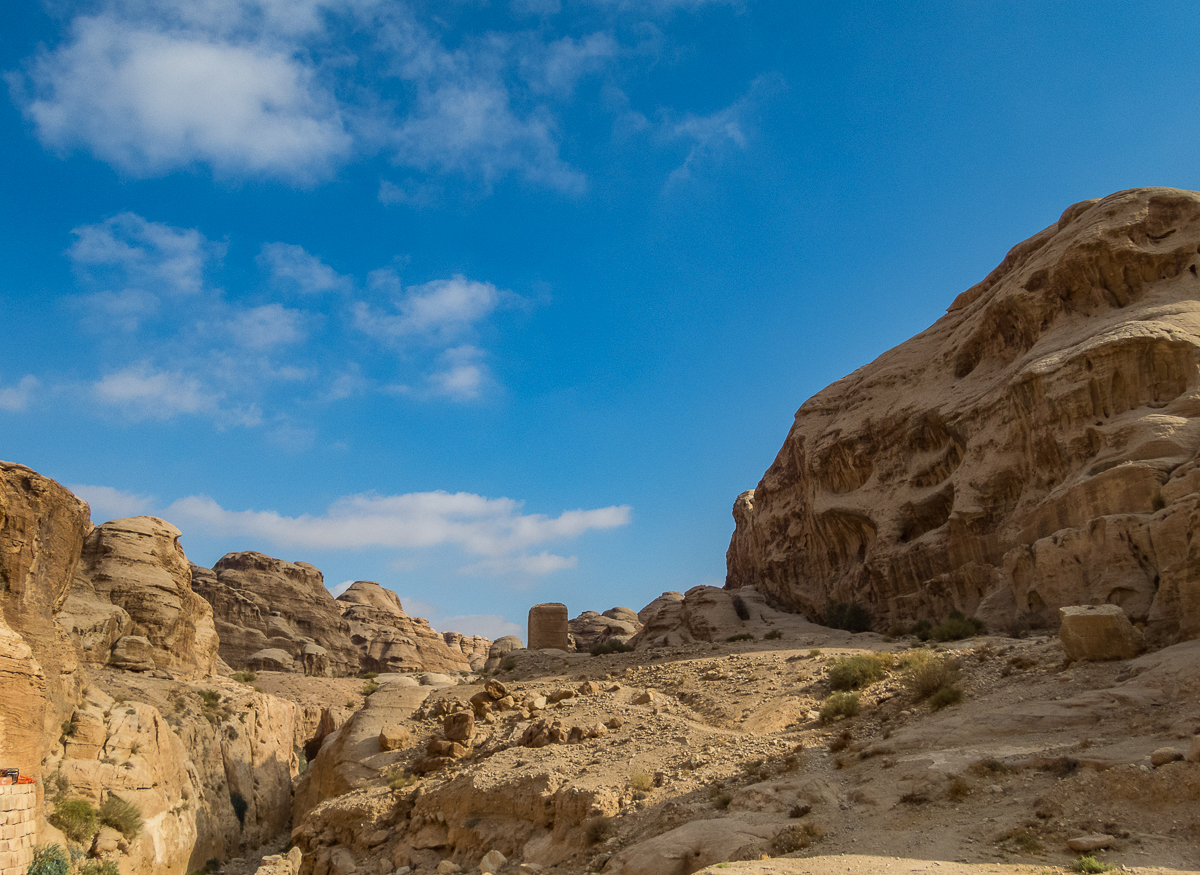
726, 187, 1200, 645
336, 580, 484, 674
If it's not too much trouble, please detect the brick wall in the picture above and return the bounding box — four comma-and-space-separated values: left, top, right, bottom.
0, 782, 36, 874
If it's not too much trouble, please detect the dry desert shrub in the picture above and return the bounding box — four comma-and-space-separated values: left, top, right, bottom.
628, 770, 653, 793
771, 822, 825, 854
585, 815, 615, 844
819, 692, 860, 723
827, 654, 891, 690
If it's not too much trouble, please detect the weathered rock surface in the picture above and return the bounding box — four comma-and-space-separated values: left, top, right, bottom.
528, 603, 569, 650
567, 607, 641, 653
441, 631, 492, 670
0, 461, 89, 778
192, 552, 360, 676
62, 517, 218, 679
1059, 604, 1145, 661
337, 581, 476, 674
631, 585, 828, 649
726, 188, 1200, 645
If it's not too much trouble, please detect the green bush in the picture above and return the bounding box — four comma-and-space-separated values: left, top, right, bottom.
229, 791, 248, 825
231, 670, 257, 684
827, 654, 890, 691
197, 690, 221, 709
818, 692, 860, 723
361, 680, 380, 696
79, 861, 121, 875
725, 633, 755, 642
928, 685, 964, 710
48, 798, 98, 844
628, 770, 653, 792
99, 794, 143, 838
930, 611, 985, 642
590, 638, 636, 656
358, 671, 379, 680
28, 844, 70, 875
763, 629, 783, 640
901, 651, 964, 708
823, 602, 872, 633
1074, 855, 1113, 873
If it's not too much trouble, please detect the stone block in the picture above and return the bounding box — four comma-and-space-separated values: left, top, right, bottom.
1058, 605, 1145, 661
528, 603, 569, 650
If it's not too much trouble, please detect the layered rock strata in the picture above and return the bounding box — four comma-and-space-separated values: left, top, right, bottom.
726, 187, 1200, 645
0, 461, 89, 779
61, 517, 218, 679
191, 552, 360, 677
336, 581, 476, 675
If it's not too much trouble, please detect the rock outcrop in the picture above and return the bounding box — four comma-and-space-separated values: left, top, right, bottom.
630, 585, 828, 649
336, 581, 475, 675
442, 631, 491, 671
192, 552, 360, 677
567, 607, 640, 653
0, 461, 90, 779
61, 517, 218, 679
726, 188, 1200, 645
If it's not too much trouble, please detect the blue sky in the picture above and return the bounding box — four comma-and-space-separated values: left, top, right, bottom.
3, 1, 1200, 641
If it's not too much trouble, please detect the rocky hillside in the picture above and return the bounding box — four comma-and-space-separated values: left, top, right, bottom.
727, 187, 1200, 646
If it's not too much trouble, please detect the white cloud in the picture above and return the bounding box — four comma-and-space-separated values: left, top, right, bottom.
0, 376, 39, 412
68, 483, 157, 521
427, 345, 491, 401
524, 32, 617, 97
69, 212, 218, 298
328, 579, 356, 597
225, 304, 307, 349
459, 551, 578, 576
163, 489, 632, 556
93, 363, 220, 421
258, 242, 352, 294
436, 614, 523, 640
20, 15, 351, 180
664, 73, 781, 183
353, 275, 506, 344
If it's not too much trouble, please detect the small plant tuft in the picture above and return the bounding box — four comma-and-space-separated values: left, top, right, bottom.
725, 633, 755, 643
708, 787, 732, 809
197, 690, 221, 709
763, 628, 783, 640
28, 844, 70, 875
628, 770, 653, 793
60, 718, 78, 739
231, 670, 257, 684
79, 861, 121, 875
99, 794, 143, 838
49, 798, 98, 844
819, 692, 860, 723
1074, 855, 1113, 873
585, 815, 616, 844
827, 654, 891, 691
361, 680, 380, 696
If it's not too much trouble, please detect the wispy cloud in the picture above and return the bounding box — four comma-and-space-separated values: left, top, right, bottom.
426, 345, 492, 401
69, 483, 157, 521
163, 489, 632, 559
70, 212, 220, 299
258, 242, 353, 294
92, 363, 223, 421
225, 304, 308, 349
664, 73, 782, 184
0, 376, 39, 412
354, 275, 507, 344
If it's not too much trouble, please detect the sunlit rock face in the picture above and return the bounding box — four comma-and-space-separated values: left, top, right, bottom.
726, 188, 1200, 646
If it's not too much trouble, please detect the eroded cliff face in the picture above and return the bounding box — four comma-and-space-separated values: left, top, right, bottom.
336, 581, 478, 675
725, 188, 1200, 644
192, 552, 361, 677
0, 461, 90, 778
61, 517, 219, 680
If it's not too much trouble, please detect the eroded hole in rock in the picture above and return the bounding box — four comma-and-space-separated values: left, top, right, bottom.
898, 485, 955, 543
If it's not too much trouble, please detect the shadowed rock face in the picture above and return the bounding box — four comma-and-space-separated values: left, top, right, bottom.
726, 188, 1200, 645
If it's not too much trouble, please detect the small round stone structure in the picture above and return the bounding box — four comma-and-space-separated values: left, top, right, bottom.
528, 603, 569, 650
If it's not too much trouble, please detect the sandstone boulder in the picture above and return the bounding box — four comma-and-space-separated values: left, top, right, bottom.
336, 581, 476, 674
1059, 604, 1145, 661
482, 635, 523, 672
726, 188, 1200, 645
603, 818, 776, 875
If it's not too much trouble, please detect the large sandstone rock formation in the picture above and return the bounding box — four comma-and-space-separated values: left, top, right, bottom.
726, 187, 1200, 645
567, 607, 641, 653
0, 461, 89, 778
192, 552, 360, 677
60, 517, 219, 679
336, 580, 475, 674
